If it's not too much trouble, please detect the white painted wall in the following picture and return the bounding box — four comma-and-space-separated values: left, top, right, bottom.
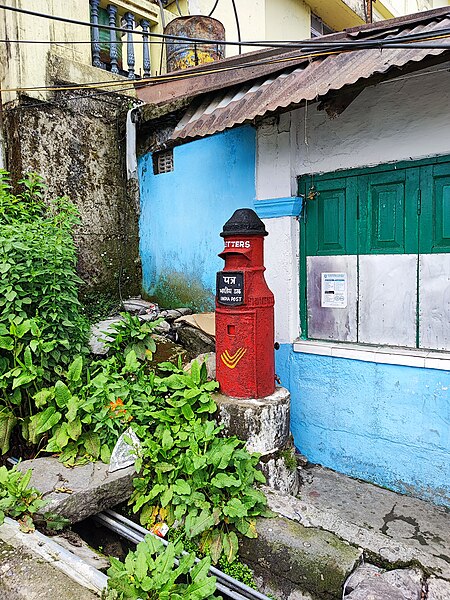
263, 216, 300, 344
256, 64, 450, 343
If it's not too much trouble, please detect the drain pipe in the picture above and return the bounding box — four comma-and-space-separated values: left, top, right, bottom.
97, 509, 272, 600
126, 104, 143, 180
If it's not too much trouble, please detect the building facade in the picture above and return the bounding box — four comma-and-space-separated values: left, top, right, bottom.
137, 8, 450, 506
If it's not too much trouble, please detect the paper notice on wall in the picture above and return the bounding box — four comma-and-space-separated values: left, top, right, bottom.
321, 273, 348, 308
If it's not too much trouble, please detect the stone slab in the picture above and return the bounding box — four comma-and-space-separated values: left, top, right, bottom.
0, 540, 99, 600
17, 457, 135, 524
176, 324, 215, 356
239, 515, 362, 599
0, 517, 106, 597
265, 465, 450, 581
427, 577, 450, 600
345, 565, 422, 600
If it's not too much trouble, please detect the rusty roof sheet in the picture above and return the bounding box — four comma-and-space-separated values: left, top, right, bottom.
169, 14, 450, 143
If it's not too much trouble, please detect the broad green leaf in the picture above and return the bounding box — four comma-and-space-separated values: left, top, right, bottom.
100, 443, 111, 464
134, 545, 148, 582
223, 498, 248, 519
152, 543, 176, 587
210, 473, 241, 488
184, 573, 216, 600
54, 380, 71, 408
0, 411, 17, 454
181, 403, 194, 420
209, 529, 223, 564
124, 350, 139, 373
34, 407, 62, 435
12, 372, 36, 389
55, 423, 70, 449
33, 388, 54, 409
66, 395, 79, 422
0, 336, 13, 351
222, 531, 239, 564
161, 428, 173, 450
160, 486, 173, 507
23, 346, 33, 369
83, 431, 101, 458
190, 360, 200, 385
67, 417, 82, 440
67, 356, 83, 382
173, 479, 191, 496
186, 509, 215, 539
189, 555, 211, 583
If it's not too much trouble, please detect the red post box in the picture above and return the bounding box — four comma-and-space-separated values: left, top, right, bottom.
215, 209, 275, 399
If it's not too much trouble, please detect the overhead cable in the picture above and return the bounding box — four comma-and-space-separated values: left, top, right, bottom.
1, 2, 450, 50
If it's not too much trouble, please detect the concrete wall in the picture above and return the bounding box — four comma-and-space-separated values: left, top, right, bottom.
138, 126, 256, 311
255, 66, 450, 506
4, 90, 141, 302
276, 346, 450, 505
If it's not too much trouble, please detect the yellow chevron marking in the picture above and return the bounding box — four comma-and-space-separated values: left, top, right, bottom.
220, 347, 247, 369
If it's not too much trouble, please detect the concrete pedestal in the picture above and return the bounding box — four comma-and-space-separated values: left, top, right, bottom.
214, 386, 299, 495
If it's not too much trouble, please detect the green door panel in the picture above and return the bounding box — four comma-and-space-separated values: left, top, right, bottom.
420, 162, 450, 253
302, 176, 358, 256
358, 169, 419, 254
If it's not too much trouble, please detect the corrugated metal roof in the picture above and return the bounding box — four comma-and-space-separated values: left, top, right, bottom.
170, 15, 450, 143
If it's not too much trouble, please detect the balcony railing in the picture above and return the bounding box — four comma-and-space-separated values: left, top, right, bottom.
90, 0, 157, 79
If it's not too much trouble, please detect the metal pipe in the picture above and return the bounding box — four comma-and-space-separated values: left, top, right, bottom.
97, 512, 251, 600
102, 509, 271, 600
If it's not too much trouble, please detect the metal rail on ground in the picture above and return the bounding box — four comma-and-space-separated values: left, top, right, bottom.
94, 509, 272, 600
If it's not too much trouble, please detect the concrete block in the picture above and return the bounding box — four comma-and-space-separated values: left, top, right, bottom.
239, 516, 362, 599
0, 539, 99, 600
17, 458, 135, 524
214, 386, 291, 455
345, 566, 422, 600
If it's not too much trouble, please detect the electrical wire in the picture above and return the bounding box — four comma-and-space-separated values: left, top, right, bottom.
230, 0, 241, 55
1, 2, 450, 50
1, 37, 450, 95
208, 0, 220, 17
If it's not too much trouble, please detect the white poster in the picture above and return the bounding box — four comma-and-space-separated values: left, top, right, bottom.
321, 272, 348, 308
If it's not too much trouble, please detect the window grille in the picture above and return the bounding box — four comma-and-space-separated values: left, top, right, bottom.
154, 150, 174, 174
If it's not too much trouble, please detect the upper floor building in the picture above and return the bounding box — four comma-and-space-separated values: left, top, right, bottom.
0, 0, 448, 105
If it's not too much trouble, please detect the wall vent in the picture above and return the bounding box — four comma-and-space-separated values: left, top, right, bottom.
154, 150, 174, 174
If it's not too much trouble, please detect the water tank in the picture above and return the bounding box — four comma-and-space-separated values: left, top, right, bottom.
164, 16, 225, 72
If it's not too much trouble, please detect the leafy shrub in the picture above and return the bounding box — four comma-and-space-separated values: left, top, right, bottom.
0, 171, 89, 454
130, 361, 270, 564
0, 465, 46, 530
105, 534, 221, 600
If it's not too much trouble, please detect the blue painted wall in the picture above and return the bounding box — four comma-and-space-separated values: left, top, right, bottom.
276, 344, 450, 506
138, 127, 256, 311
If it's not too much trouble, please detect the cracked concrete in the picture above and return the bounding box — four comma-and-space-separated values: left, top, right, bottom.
264, 464, 450, 595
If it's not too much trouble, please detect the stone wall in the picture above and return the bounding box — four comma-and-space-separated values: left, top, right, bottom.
3, 90, 141, 302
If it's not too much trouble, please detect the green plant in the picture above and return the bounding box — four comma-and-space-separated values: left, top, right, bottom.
0, 465, 46, 529
130, 361, 270, 564
104, 534, 221, 600
0, 171, 89, 455
169, 529, 257, 590
104, 312, 161, 363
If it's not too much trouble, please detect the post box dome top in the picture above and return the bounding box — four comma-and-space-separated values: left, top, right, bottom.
220, 208, 268, 238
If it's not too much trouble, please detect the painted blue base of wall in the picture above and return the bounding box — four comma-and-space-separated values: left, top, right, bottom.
276, 344, 450, 507
138, 126, 256, 311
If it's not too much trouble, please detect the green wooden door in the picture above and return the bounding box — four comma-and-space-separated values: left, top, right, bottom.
419, 162, 450, 253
